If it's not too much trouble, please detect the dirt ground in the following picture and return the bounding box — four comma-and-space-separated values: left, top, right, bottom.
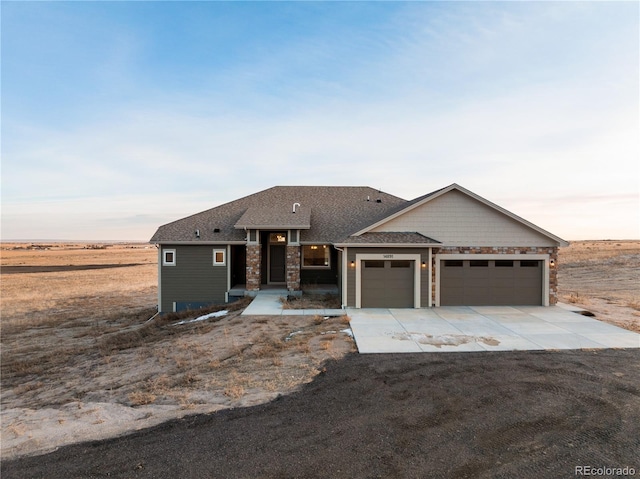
1, 240, 638, 468
3, 350, 639, 479
0, 243, 355, 460
557, 240, 640, 333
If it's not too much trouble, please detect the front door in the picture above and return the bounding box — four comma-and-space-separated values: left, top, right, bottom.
268, 232, 287, 283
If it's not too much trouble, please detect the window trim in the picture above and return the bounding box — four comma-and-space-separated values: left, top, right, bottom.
302, 244, 331, 269
163, 249, 176, 266
213, 249, 226, 266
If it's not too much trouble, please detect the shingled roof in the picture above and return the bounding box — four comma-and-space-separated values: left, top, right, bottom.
335, 232, 440, 245
150, 186, 410, 243
234, 205, 312, 230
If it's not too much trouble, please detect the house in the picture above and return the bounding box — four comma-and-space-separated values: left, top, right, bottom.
150, 184, 568, 312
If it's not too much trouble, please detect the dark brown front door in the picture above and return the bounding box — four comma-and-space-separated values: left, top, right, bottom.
231, 245, 246, 287
269, 244, 286, 283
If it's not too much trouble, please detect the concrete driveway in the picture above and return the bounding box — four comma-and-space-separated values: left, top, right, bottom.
349, 306, 640, 353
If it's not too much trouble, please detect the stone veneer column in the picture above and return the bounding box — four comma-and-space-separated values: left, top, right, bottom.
246, 244, 261, 291
286, 245, 301, 292
548, 247, 559, 305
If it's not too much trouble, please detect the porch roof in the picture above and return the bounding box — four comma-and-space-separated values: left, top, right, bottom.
335, 232, 440, 246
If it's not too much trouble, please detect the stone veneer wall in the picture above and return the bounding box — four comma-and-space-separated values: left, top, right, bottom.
430, 246, 560, 305
286, 245, 301, 291
246, 244, 261, 291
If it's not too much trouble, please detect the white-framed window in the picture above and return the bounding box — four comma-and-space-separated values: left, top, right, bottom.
213, 249, 226, 266
302, 244, 330, 268
163, 249, 176, 266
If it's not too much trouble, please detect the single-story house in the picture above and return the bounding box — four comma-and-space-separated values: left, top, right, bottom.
150, 184, 568, 312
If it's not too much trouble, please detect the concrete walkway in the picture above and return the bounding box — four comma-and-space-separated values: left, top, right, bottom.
349, 306, 640, 353
241, 292, 346, 317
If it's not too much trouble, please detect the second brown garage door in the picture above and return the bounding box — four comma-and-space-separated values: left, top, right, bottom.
440, 259, 542, 306
361, 260, 414, 308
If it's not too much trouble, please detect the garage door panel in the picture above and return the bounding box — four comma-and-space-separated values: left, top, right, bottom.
441, 260, 542, 306
362, 260, 414, 308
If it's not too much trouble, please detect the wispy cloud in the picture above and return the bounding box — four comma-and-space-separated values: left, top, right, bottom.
2, 2, 638, 240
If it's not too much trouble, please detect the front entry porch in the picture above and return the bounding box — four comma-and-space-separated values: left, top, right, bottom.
229, 283, 339, 300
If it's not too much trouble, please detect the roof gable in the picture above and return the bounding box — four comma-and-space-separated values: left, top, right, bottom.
358, 184, 568, 247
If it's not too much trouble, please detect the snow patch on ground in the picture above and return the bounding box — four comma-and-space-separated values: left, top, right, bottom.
174, 310, 228, 325
1, 402, 227, 459
391, 332, 499, 348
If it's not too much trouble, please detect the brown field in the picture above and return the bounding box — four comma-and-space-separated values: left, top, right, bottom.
557, 240, 640, 333
1, 243, 158, 331
1, 240, 638, 459
0, 243, 355, 459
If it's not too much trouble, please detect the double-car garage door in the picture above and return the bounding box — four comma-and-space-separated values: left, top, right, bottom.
440, 259, 543, 306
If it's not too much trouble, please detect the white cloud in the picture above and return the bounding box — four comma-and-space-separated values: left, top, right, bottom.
2, 1, 638, 240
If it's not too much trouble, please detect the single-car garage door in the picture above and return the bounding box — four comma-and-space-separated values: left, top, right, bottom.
361, 260, 414, 308
440, 259, 542, 306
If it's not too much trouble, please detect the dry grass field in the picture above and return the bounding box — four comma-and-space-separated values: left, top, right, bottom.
0, 243, 355, 459
1, 243, 157, 332
1, 240, 638, 459
557, 240, 640, 333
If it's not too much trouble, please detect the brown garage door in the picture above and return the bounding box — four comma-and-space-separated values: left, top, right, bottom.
361, 260, 414, 308
440, 259, 542, 306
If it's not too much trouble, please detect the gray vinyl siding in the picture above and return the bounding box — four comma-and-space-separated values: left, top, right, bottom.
160, 245, 228, 312
346, 247, 430, 307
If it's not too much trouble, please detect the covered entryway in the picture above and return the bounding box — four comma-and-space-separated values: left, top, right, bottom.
440, 259, 543, 306
264, 232, 287, 284
361, 260, 414, 308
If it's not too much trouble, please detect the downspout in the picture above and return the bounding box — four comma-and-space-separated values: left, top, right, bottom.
333, 246, 347, 309
156, 244, 162, 313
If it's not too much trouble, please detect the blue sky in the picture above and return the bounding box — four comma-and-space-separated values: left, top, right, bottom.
2, 1, 638, 241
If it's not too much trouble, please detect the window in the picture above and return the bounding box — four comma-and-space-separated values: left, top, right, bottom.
495, 260, 514, 267
470, 260, 489, 267
213, 249, 226, 266
390, 261, 411, 268
444, 260, 463, 267
363, 260, 385, 268
520, 260, 539, 268
269, 232, 287, 243
302, 245, 330, 268
163, 249, 176, 266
